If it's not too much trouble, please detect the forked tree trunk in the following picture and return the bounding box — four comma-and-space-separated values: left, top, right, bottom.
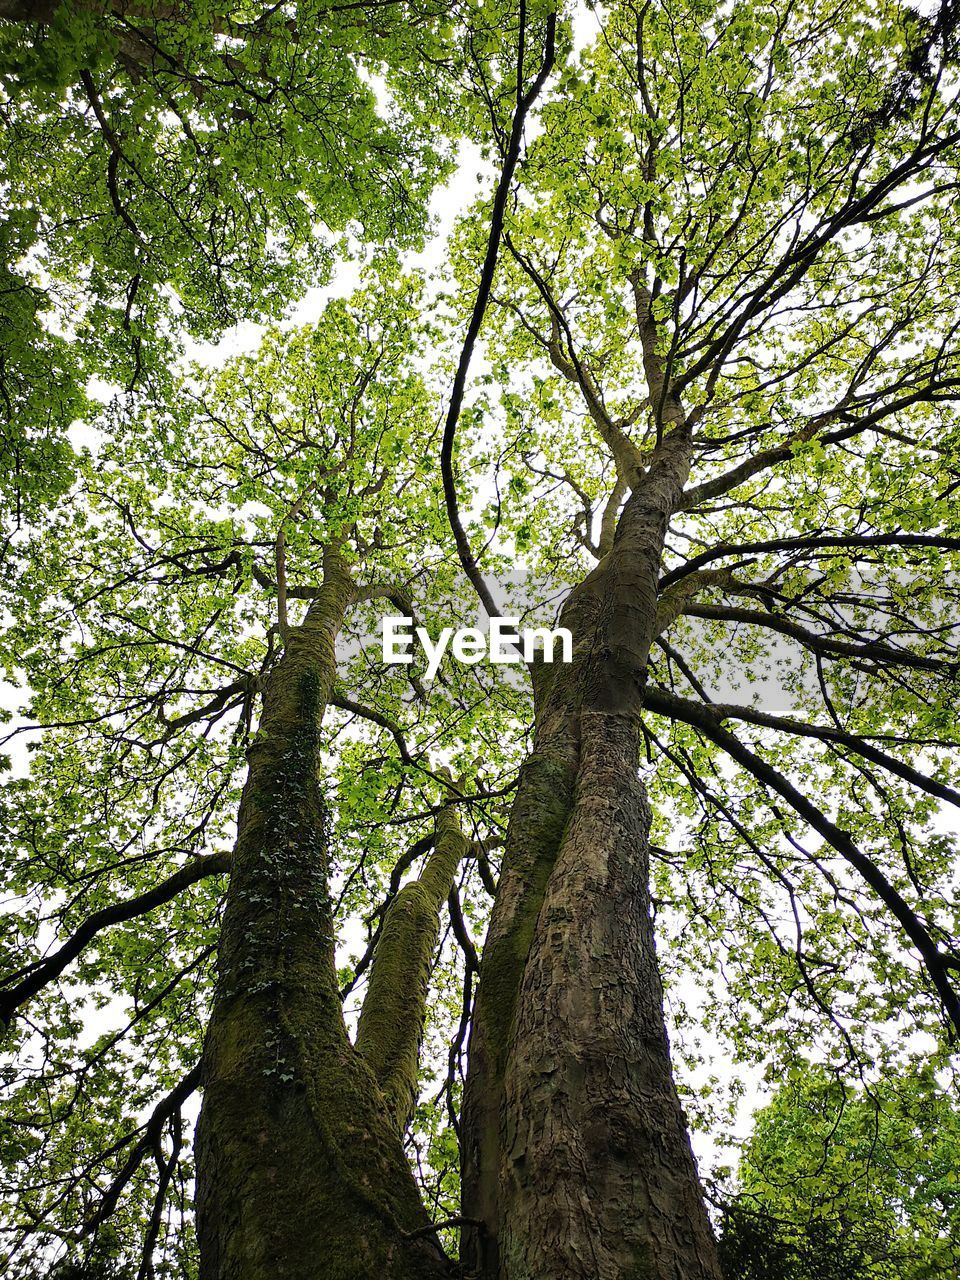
461, 428, 724, 1280
194, 438, 721, 1278
195, 553, 451, 1280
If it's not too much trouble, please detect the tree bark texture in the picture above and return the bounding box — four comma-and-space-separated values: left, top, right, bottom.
195, 553, 450, 1280
357, 801, 470, 1133
461, 428, 724, 1280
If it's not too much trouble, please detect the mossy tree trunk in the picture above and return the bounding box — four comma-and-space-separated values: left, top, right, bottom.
195, 549, 453, 1280
461, 425, 724, 1280
357, 796, 470, 1133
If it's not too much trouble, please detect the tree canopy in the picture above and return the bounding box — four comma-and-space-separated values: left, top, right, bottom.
718, 1064, 960, 1279
1, 1, 959, 1278
0, 0, 487, 518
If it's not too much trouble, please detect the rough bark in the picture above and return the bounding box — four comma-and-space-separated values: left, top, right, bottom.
496, 715, 721, 1279
195, 551, 450, 1280
461, 427, 724, 1280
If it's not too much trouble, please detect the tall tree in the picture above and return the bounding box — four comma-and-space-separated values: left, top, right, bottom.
0, 266, 518, 1277
2, 2, 960, 1279
444, 0, 960, 1273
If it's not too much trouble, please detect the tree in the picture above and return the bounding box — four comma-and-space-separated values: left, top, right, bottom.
0, 264, 511, 1278
717, 1063, 960, 1278
2, 1, 960, 1279
445, 0, 960, 1272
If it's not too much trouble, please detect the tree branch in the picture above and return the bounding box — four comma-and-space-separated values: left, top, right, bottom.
660, 533, 960, 589
644, 686, 960, 1035
649, 685, 960, 809
71, 1064, 201, 1240
440, 5, 557, 619
355, 803, 470, 1131
683, 602, 955, 674
0, 854, 230, 1025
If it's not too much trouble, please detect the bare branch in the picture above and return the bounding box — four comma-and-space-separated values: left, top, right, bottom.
440, 6, 557, 620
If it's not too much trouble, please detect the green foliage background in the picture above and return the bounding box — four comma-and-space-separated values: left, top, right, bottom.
2, 0, 960, 1275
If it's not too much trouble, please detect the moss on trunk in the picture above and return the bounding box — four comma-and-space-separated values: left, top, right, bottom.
356, 803, 469, 1133
195, 556, 451, 1280
461, 429, 723, 1280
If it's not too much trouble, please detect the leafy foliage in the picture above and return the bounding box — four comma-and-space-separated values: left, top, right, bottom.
0, 0, 478, 517
1, 0, 960, 1274
718, 1065, 960, 1279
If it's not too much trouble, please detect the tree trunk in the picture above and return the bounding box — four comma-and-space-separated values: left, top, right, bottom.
357, 799, 470, 1134
195, 553, 450, 1280
461, 429, 724, 1280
